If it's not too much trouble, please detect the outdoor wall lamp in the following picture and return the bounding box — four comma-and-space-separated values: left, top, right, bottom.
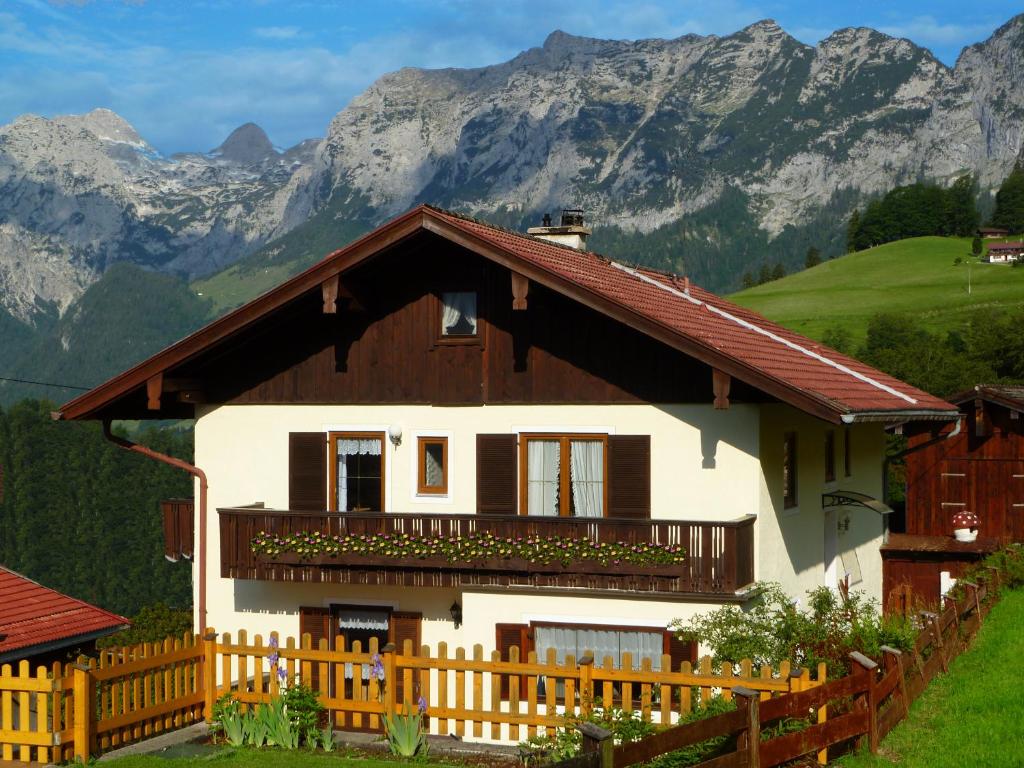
388, 424, 403, 447
450, 600, 463, 628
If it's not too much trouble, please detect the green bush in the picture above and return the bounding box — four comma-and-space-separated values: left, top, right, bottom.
97, 603, 192, 650
671, 583, 916, 678
210, 685, 326, 751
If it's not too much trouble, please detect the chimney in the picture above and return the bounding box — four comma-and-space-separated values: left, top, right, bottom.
527, 208, 592, 250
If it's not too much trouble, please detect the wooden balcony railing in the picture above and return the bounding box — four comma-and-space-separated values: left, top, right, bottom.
218, 508, 756, 598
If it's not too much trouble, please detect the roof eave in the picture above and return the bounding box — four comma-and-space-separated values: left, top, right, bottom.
840, 409, 961, 424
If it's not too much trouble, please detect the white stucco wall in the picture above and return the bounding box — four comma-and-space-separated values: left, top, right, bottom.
190, 401, 889, 651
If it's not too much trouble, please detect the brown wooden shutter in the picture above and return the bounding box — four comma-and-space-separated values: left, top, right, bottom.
299, 606, 333, 692
663, 629, 697, 671
477, 434, 518, 515
161, 499, 194, 561
289, 432, 327, 511
389, 612, 422, 707
495, 623, 530, 700
608, 435, 651, 519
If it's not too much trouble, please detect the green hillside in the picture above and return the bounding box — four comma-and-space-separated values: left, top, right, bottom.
731, 236, 1024, 346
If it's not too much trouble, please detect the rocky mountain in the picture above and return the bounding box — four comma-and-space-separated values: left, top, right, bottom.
2, 15, 1024, 338
0, 109, 316, 323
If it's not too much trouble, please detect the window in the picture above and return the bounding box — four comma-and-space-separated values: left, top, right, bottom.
520, 434, 606, 517
417, 436, 448, 495
843, 428, 852, 478
824, 430, 836, 483
439, 291, 478, 338
783, 431, 797, 509
329, 432, 385, 512
533, 623, 666, 671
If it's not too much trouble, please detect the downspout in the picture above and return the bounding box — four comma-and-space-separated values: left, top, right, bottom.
102, 420, 209, 633
881, 417, 962, 541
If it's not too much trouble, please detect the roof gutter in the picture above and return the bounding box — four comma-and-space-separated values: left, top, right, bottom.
0, 625, 130, 664
101, 421, 209, 634
841, 410, 961, 424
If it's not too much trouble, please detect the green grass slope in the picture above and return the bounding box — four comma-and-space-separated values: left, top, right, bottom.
730, 236, 1024, 346
839, 588, 1024, 767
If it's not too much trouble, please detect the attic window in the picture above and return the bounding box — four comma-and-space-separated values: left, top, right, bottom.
440, 292, 478, 338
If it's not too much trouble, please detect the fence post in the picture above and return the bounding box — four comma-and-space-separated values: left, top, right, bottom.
921, 612, 948, 673
961, 582, 982, 626
732, 686, 760, 768
203, 630, 218, 721
849, 652, 878, 755
578, 655, 594, 718
578, 722, 613, 768
381, 643, 397, 719
72, 662, 93, 763
880, 646, 908, 719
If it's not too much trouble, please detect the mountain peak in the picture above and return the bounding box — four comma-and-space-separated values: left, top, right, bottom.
64, 108, 146, 147
212, 122, 276, 165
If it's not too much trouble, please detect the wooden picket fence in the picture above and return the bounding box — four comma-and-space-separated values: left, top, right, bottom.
566, 570, 1002, 768
214, 630, 824, 745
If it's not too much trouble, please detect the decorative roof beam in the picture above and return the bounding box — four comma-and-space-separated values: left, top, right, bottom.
511, 272, 529, 310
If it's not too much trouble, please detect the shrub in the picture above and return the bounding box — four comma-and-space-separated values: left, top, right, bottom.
97, 603, 192, 650
671, 582, 915, 678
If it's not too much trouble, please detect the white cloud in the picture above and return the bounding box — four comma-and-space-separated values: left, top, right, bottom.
252, 25, 300, 40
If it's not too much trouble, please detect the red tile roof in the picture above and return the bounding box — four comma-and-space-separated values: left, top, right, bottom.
988, 241, 1024, 250
0, 565, 129, 660
56, 204, 958, 424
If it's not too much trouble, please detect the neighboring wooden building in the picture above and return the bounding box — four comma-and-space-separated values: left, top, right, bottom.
977, 226, 1009, 239
884, 385, 1024, 612
983, 241, 1024, 263
54, 205, 956, 681
0, 565, 128, 666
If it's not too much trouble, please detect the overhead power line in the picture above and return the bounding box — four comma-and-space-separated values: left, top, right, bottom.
0, 375, 91, 391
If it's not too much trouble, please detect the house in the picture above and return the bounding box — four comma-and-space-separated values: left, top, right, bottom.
53, 205, 957, 673
977, 227, 1009, 239
983, 241, 1024, 263
0, 565, 129, 666
883, 385, 1024, 612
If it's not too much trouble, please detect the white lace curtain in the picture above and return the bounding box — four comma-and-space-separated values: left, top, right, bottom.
424, 445, 443, 487
534, 626, 663, 671
441, 292, 477, 336
527, 440, 560, 515
570, 440, 603, 517
336, 437, 382, 510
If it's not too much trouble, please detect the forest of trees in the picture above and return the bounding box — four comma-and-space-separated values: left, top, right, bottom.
823, 307, 1024, 399
847, 174, 980, 252
0, 401, 193, 616
991, 160, 1024, 233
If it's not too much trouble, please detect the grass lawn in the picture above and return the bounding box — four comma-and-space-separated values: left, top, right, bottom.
99, 745, 452, 768
838, 588, 1024, 767
730, 236, 1024, 347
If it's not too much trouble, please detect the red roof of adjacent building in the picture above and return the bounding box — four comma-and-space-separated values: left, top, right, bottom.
988, 241, 1024, 250
0, 565, 129, 660
56, 204, 958, 424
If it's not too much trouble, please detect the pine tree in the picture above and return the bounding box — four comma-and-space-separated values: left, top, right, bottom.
770, 263, 786, 281
741, 272, 755, 289
972, 236, 983, 256
846, 209, 861, 252
805, 246, 822, 269
758, 264, 772, 285
947, 174, 980, 237
992, 160, 1024, 234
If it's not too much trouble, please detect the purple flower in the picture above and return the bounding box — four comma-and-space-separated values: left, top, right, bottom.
268, 635, 279, 649
371, 653, 385, 682
277, 666, 288, 682
417, 696, 427, 715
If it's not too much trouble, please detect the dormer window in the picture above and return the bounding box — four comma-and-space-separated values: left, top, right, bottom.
440, 292, 477, 338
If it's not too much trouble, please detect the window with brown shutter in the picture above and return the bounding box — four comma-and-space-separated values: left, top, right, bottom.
299, 606, 333, 692
607, 435, 651, 519
289, 433, 326, 511
495, 623, 531, 700
477, 434, 518, 515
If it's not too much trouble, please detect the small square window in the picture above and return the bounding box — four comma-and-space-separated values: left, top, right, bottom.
440, 292, 477, 337
418, 437, 448, 495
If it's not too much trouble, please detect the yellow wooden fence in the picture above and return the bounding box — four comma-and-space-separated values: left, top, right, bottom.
0, 629, 823, 763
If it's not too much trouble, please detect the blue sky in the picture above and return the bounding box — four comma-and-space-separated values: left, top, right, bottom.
1, 0, 1020, 154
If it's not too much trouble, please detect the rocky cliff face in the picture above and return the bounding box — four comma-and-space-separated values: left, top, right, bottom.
300, 16, 1024, 238
0, 109, 316, 322
2, 15, 1023, 326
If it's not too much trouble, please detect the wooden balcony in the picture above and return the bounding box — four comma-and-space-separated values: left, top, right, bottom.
218, 508, 756, 599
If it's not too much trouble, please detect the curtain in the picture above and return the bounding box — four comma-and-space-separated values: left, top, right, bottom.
336, 437, 382, 510
570, 440, 604, 517
424, 445, 443, 487
441, 292, 477, 335
337, 609, 389, 631
619, 631, 664, 671
534, 626, 577, 665
527, 440, 560, 515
